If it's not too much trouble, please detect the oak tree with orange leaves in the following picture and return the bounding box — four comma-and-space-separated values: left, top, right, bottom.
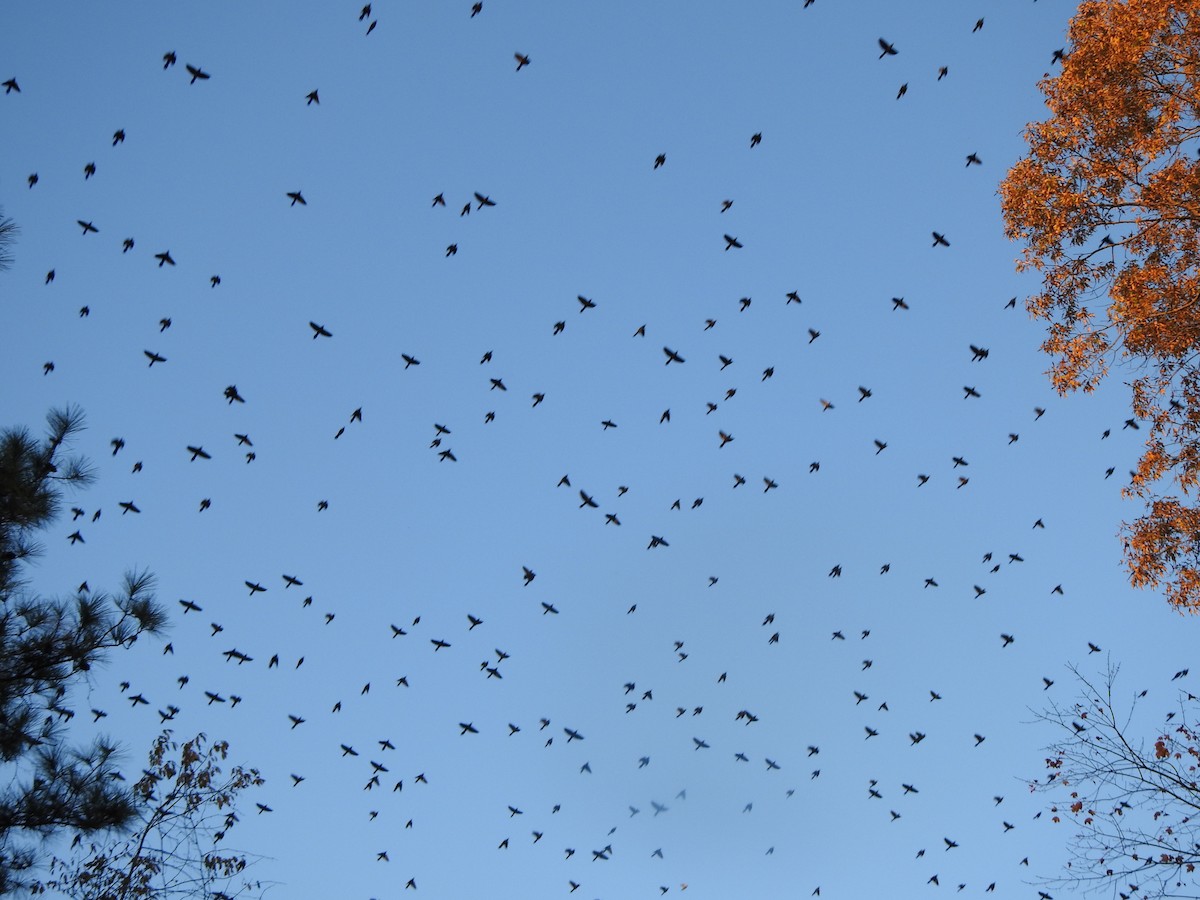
1001, 0, 1200, 611
1032, 664, 1200, 898
34, 731, 266, 900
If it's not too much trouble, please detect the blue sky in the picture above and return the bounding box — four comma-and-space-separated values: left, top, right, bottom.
3, 1, 1196, 898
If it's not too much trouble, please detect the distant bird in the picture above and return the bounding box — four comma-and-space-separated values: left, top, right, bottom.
973, 17, 984, 31
515, 53, 530, 71
162, 52, 176, 68
402, 354, 421, 368
123, 238, 134, 252
966, 153, 981, 167
523, 566, 536, 586
84, 162, 97, 179
155, 250, 176, 267
654, 154, 666, 169
306, 89, 319, 104
723, 234, 743, 251
77, 220, 99, 235
932, 231, 950, 247
718, 431, 734, 448
750, 132, 761, 147
27, 173, 37, 188
878, 38, 898, 58
112, 129, 125, 145
471, 2, 482, 15
446, 244, 457, 256
185, 64, 210, 83
938, 66, 949, 80
721, 199, 733, 212
309, 322, 332, 339
663, 347, 685, 365
474, 192, 496, 209
287, 191, 307, 206
896, 83, 907, 100
144, 351, 166, 366
210, 275, 221, 287
892, 297, 908, 310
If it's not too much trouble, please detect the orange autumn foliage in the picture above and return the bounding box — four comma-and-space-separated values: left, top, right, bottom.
1002, 0, 1200, 611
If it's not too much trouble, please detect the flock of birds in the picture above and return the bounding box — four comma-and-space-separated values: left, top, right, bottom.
4, 3, 1180, 899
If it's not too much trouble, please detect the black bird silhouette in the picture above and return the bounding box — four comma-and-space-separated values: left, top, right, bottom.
878, 38, 898, 58
654, 153, 666, 169
723, 234, 743, 251
287, 191, 307, 206
932, 231, 950, 247
185, 64, 210, 83
663, 347, 685, 365
515, 53, 530, 71
309, 322, 332, 338
306, 89, 319, 104
144, 351, 166, 366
